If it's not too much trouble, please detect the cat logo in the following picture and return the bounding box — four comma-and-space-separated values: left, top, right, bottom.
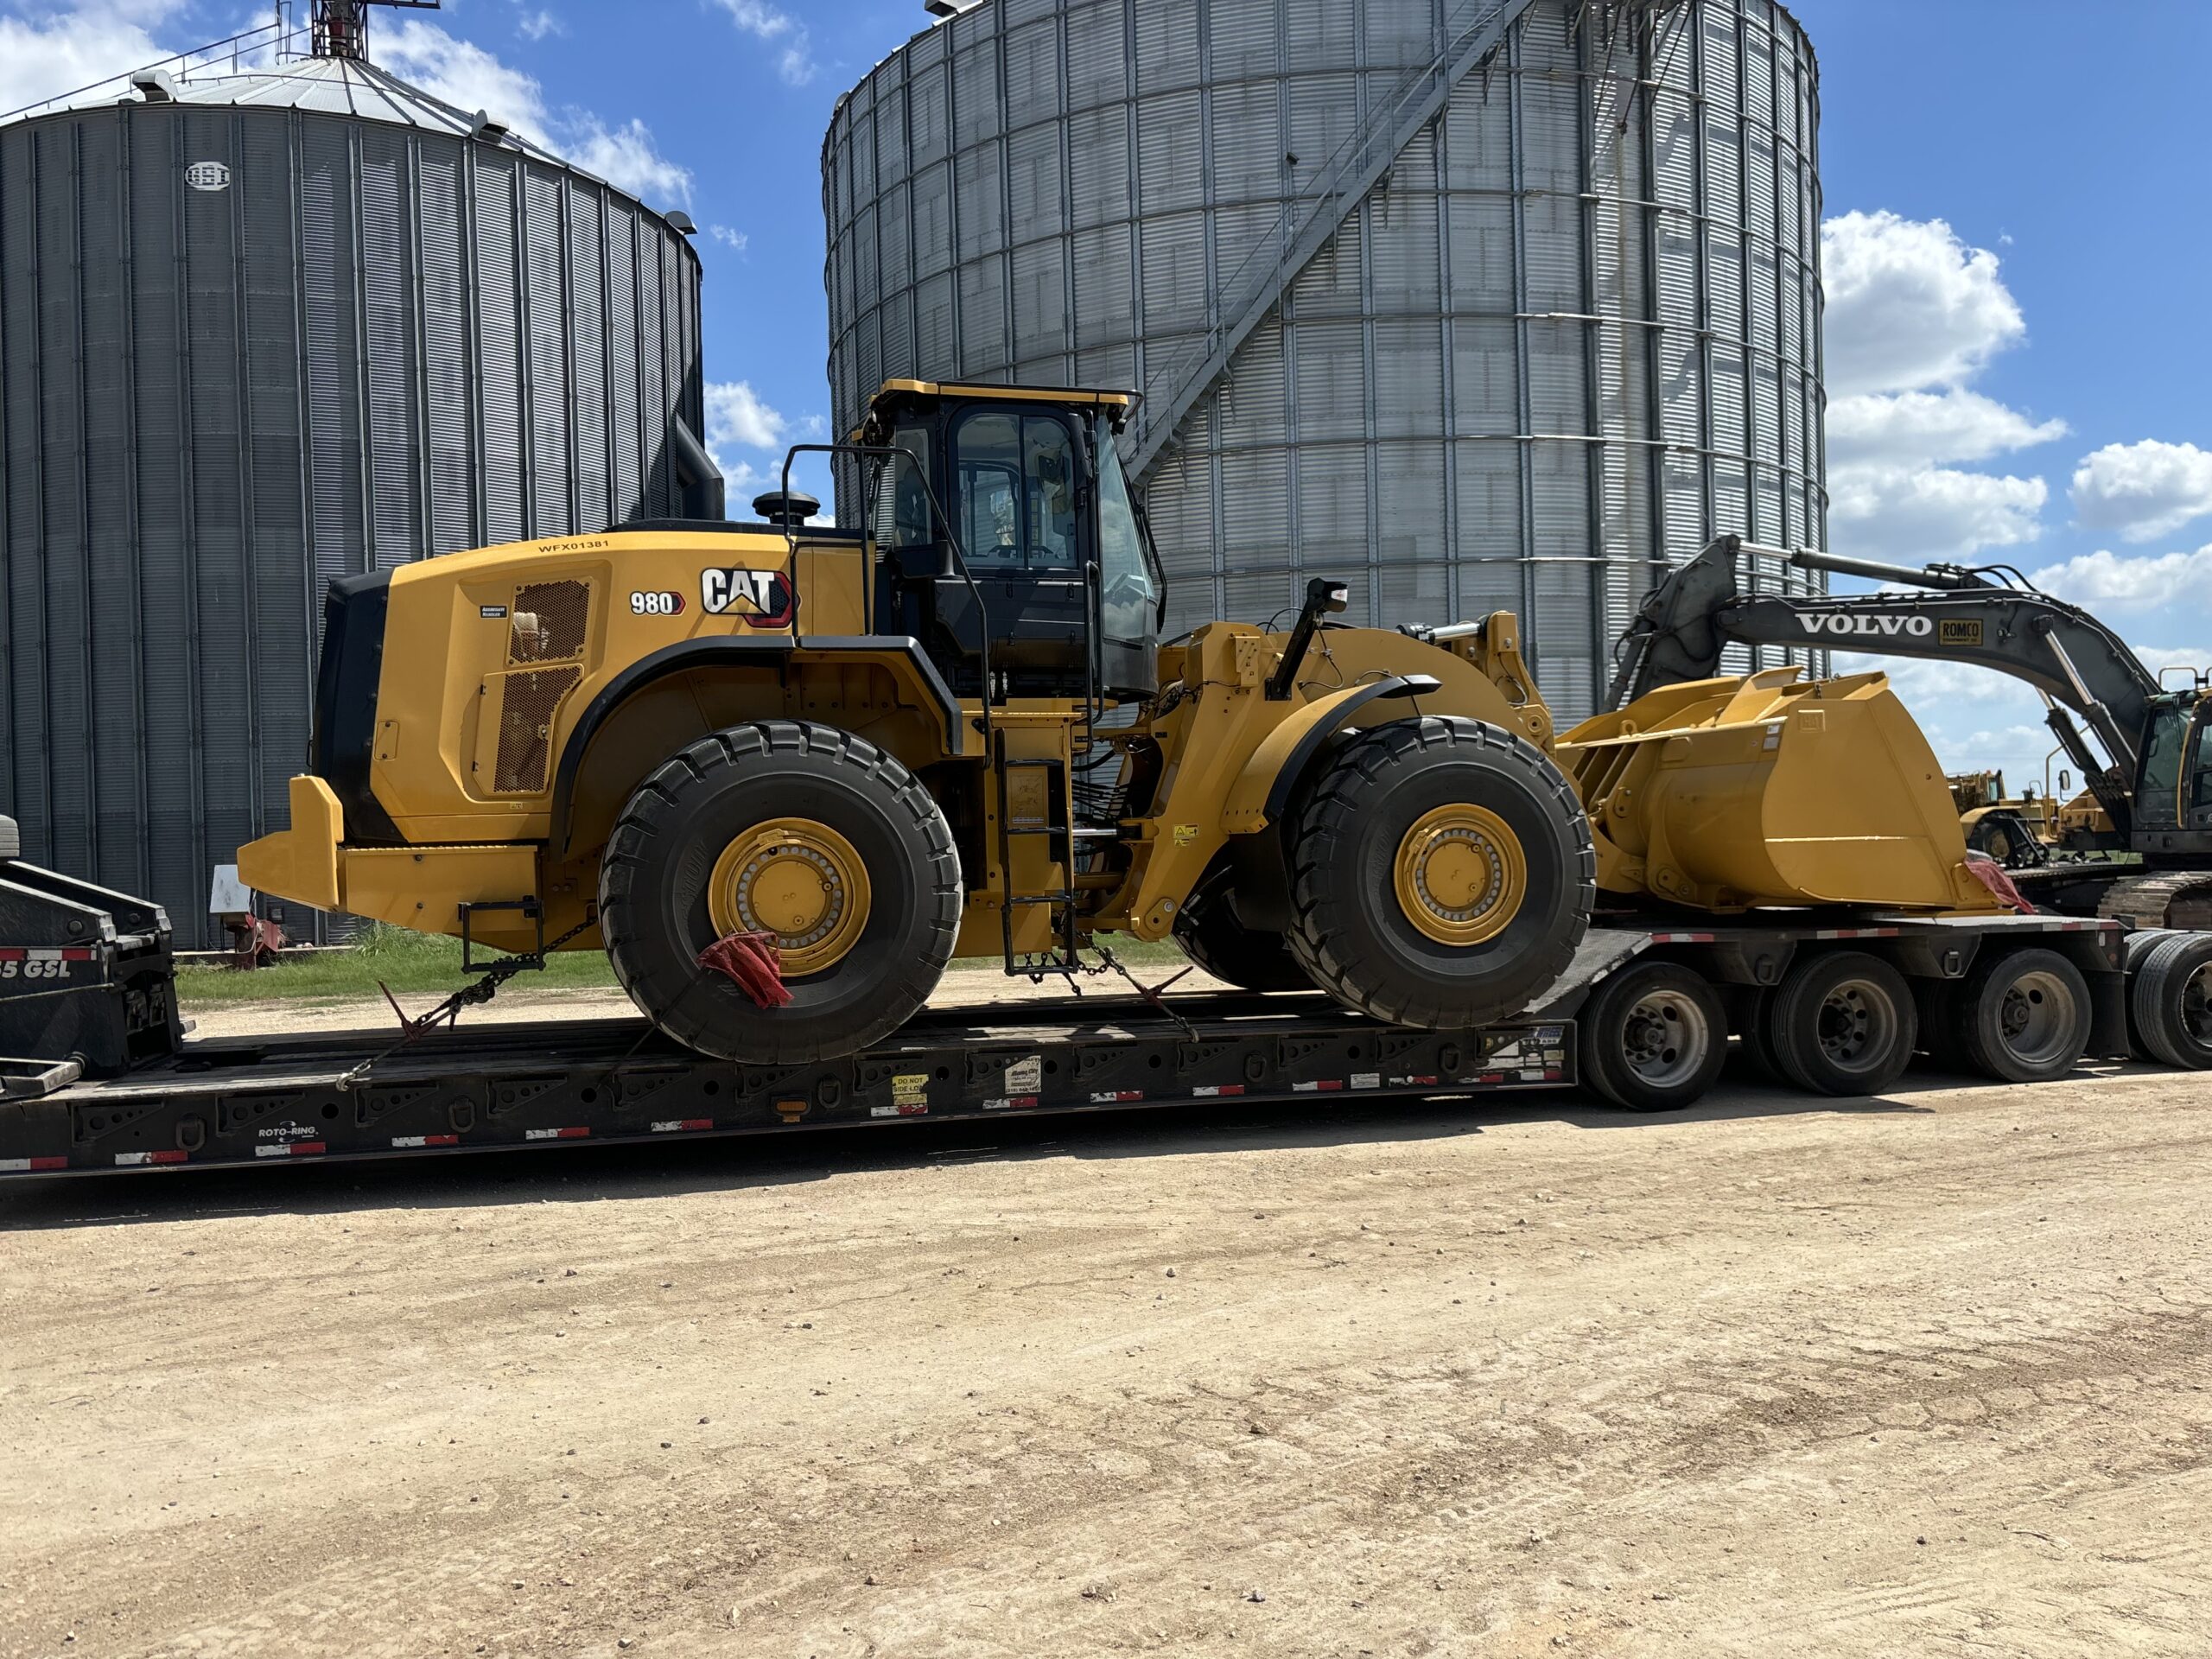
701, 568, 796, 627
185, 162, 230, 193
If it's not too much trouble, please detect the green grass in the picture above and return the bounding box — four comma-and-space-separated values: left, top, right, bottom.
175, 925, 619, 1009
175, 923, 1193, 1008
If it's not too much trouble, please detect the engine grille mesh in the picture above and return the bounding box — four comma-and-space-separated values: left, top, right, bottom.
493, 666, 582, 793
510, 580, 591, 664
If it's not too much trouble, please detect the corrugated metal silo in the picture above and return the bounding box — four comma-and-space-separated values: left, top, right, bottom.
0, 56, 706, 944
823, 0, 1827, 721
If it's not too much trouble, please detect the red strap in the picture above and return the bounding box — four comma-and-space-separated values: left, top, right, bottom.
697, 930, 794, 1009
1963, 851, 2036, 915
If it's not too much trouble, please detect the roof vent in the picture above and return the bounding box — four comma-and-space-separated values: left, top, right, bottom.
469, 111, 511, 144
130, 69, 176, 104
664, 210, 698, 236
924, 0, 987, 18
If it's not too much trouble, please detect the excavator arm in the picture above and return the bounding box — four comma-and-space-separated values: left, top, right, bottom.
1608, 536, 2162, 834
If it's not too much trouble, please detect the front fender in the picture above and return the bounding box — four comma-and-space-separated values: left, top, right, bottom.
1221, 677, 1431, 835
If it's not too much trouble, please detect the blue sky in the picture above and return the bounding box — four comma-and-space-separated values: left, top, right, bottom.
5, 0, 2210, 790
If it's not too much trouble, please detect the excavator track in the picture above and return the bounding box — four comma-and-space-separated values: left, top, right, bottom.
2095, 872, 2212, 931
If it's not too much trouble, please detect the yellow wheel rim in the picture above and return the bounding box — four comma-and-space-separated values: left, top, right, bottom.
706, 818, 870, 978
1393, 803, 1527, 946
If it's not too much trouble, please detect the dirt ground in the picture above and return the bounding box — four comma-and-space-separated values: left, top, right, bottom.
3, 984, 2209, 1658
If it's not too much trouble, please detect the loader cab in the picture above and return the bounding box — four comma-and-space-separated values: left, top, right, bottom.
2132, 688, 2212, 839
857, 381, 1164, 704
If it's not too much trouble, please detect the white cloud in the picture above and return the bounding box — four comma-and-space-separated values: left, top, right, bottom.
705, 380, 791, 457
709, 225, 750, 252
379, 19, 691, 204
1822, 210, 2025, 398
1827, 389, 2066, 470
515, 9, 561, 41
2069, 441, 2212, 545
714, 0, 815, 86
2025, 544, 2212, 612
1827, 464, 2047, 564
1821, 212, 2056, 565
0, 1, 181, 114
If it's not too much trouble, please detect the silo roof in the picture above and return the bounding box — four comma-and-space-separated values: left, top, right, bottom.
155, 55, 564, 164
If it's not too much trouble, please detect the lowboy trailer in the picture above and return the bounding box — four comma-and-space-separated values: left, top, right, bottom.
3, 811, 2203, 1178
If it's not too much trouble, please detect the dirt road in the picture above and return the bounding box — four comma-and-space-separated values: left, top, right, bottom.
3, 1029, 2209, 1658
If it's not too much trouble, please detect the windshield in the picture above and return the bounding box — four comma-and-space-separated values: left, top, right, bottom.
1095, 425, 1160, 649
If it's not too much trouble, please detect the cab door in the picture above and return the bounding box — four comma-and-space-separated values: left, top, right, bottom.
949, 406, 1094, 700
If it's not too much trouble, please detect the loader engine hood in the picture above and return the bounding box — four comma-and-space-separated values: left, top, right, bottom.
314, 569, 401, 844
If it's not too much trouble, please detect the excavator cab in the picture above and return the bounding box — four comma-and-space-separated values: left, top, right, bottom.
855, 381, 1164, 704
2133, 690, 2212, 834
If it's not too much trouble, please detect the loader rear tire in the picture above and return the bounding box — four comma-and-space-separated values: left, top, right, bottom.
1955, 947, 2091, 1084
1173, 869, 1311, 993
600, 721, 962, 1065
1766, 950, 1916, 1096
1578, 959, 1727, 1113
1283, 716, 1594, 1030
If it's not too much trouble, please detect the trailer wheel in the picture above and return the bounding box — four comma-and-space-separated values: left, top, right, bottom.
1173, 868, 1311, 993
600, 721, 962, 1064
2120, 929, 2178, 1060
1283, 716, 1595, 1030
1766, 950, 1917, 1096
1954, 947, 2091, 1084
2128, 931, 2212, 1070
1578, 960, 1727, 1112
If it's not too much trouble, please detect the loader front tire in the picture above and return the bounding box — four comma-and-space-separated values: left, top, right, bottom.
1283, 716, 1594, 1030
600, 721, 962, 1065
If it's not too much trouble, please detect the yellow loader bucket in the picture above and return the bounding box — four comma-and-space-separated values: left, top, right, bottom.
1559, 668, 2005, 914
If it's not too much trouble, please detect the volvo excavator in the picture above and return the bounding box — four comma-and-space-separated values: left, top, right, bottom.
1608, 535, 2212, 928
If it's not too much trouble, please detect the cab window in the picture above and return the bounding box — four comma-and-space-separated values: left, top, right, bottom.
2139, 699, 2190, 830
955, 410, 1078, 572
1095, 425, 1160, 648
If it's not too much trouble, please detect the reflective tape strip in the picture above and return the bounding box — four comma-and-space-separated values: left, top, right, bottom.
114, 1150, 188, 1166
524, 1128, 591, 1141
651, 1119, 715, 1134
255, 1141, 326, 1158
1290, 1079, 1344, 1093
982, 1096, 1039, 1111
1390, 1075, 1440, 1088
391, 1135, 461, 1148
1648, 931, 1716, 944
1191, 1084, 1245, 1098
0, 1156, 67, 1173
1090, 1090, 1143, 1103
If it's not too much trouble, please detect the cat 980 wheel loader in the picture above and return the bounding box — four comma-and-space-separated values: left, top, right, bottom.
241, 382, 1599, 1062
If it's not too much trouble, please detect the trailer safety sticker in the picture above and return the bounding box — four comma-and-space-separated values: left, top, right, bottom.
1351, 1073, 1381, 1091
984, 1055, 1044, 1110
874, 1073, 931, 1117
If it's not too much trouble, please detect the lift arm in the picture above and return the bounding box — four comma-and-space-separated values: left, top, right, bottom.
1607, 536, 2164, 832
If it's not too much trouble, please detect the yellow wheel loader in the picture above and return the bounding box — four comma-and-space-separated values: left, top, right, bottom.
241, 381, 1597, 1062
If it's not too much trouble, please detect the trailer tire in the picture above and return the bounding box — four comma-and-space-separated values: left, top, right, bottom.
2128, 931, 2212, 1070
1173, 868, 1311, 993
1766, 950, 1917, 1096
1954, 946, 2091, 1084
1283, 716, 1594, 1031
600, 721, 962, 1065
1578, 960, 1727, 1113
1729, 987, 1786, 1084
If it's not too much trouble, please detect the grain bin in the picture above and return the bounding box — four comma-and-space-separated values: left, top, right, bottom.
823, 0, 1827, 720
0, 54, 707, 944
